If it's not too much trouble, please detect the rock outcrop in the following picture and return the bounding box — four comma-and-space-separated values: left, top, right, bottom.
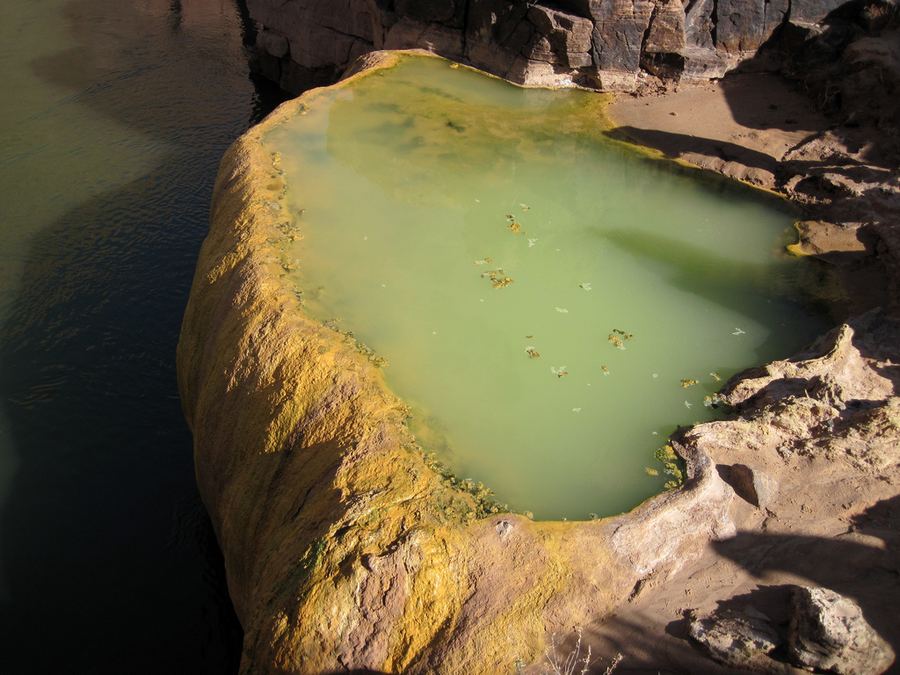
243, 0, 899, 96
790, 586, 895, 675
177, 52, 745, 674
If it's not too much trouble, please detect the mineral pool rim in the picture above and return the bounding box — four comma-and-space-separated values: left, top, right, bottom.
262, 53, 832, 520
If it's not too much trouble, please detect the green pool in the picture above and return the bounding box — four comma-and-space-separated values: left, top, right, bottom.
266, 55, 827, 519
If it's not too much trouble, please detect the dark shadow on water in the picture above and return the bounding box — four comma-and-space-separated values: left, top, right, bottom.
595, 227, 835, 364
0, 0, 285, 672
0, 170, 242, 674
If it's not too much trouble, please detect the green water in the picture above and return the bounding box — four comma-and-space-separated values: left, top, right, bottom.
0, 0, 283, 670
267, 55, 827, 519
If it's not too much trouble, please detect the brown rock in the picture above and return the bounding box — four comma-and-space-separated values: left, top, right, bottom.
789, 587, 895, 674
720, 464, 779, 509
688, 607, 784, 671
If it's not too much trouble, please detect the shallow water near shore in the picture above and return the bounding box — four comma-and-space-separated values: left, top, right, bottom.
268, 55, 829, 519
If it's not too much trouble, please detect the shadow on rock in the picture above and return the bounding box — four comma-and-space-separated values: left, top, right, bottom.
711, 498, 900, 657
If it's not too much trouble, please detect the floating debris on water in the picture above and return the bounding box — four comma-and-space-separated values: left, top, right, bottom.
600, 365, 610, 375
644, 467, 659, 477
656, 444, 685, 489
607, 328, 633, 350
551, 365, 569, 378
555, 307, 569, 314
481, 268, 513, 288
652, 373, 659, 379
525, 334, 534, 339
520, 203, 530, 211
680, 378, 699, 388
710, 371, 722, 381
527, 238, 538, 248
492, 276, 513, 289
572, 407, 582, 413
684, 400, 693, 408
704, 393, 726, 408
473, 257, 492, 265
579, 282, 592, 291
525, 346, 541, 359
732, 327, 746, 336
506, 214, 522, 234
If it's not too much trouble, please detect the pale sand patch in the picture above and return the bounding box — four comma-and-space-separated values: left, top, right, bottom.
608, 74, 830, 189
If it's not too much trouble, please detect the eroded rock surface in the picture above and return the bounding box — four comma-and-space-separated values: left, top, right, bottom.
790, 586, 895, 675
688, 606, 783, 672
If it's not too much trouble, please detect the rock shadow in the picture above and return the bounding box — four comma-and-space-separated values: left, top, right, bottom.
585, 496, 900, 672
710, 497, 900, 658
594, 226, 835, 365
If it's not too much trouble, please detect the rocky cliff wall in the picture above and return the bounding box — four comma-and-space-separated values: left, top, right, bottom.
244, 0, 895, 93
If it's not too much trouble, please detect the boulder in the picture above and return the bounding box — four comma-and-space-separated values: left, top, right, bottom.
789, 586, 895, 674
688, 606, 784, 671
720, 463, 779, 509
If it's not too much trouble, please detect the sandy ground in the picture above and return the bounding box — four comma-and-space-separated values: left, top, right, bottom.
586, 75, 900, 674
608, 74, 828, 189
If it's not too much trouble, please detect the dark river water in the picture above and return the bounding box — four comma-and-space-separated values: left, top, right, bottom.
0, 1, 282, 671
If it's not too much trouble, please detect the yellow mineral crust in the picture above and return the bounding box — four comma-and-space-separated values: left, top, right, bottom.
177, 51, 735, 674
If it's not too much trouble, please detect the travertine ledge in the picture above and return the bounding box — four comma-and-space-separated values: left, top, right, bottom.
179, 51, 900, 673
177, 52, 738, 673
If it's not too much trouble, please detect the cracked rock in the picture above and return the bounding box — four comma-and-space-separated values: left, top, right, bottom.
789, 586, 895, 675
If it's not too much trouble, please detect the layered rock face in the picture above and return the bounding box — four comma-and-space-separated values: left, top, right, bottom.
244, 0, 884, 92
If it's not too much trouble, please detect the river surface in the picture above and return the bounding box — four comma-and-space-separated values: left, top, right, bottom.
0, 1, 280, 671
269, 56, 829, 519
